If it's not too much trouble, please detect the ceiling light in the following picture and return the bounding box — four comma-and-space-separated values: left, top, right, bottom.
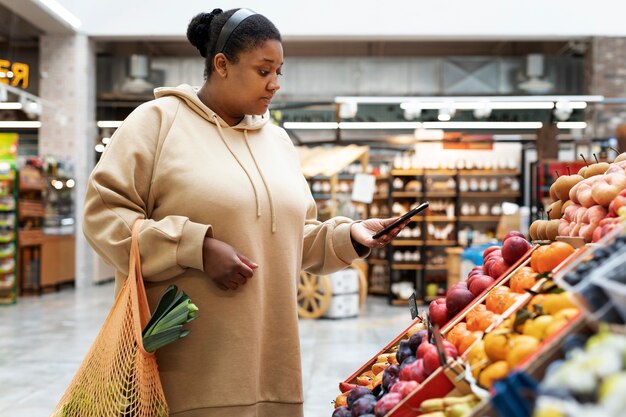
336, 95, 604, 105
339, 122, 422, 129
102, 137, 111, 145
95, 144, 105, 153
65, 179, 75, 188
553, 101, 573, 121
438, 104, 455, 121
0, 87, 7, 102
557, 121, 587, 129
97, 121, 123, 128
282, 122, 338, 130
473, 102, 492, 119
0, 121, 41, 128
423, 122, 543, 129
0, 102, 22, 110
338, 101, 358, 119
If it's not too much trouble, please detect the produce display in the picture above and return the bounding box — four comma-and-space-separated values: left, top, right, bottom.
335, 165, 626, 417
530, 152, 626, 242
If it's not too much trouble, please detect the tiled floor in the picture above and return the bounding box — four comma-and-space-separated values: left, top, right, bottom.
0, 282, 416, 417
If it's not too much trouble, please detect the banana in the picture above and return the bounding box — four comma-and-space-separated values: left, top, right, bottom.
420, 398, 445, 412
419, 412, 446, 417
443, 394, 479, 407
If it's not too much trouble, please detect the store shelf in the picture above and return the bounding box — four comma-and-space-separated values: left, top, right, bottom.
425, 216, 456, 222
391, 263, 423, 270
459, 215, 502, 222
368, 259, 388, 265
372, 193, 389, 200
424, 169, 457, 176
459, 191, 520, 198
391, 239, 422, 246
459, 169, 520, 176
391, 191, 423, 198
390, 298, 410, 306
391, 169, 423, 176
424, 264, 448, 271
425, 240, 457, 246
424, 192, 456, 198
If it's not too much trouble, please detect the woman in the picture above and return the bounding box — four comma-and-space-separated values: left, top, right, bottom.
83, 8, 407, 417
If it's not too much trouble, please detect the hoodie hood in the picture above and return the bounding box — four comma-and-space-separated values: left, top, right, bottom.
154, 84, 270, 130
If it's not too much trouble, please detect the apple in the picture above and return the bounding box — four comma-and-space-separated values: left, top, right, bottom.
469, 274, 495, 296
591, 173, 626, 207
489, 258, 511, 279
390, 380, 419, 399
374, 392, 402, 416
423, 346, 442, 375
484, 249, 502, 262
429, 298, 450, 328
398, 358, 428, 383
501, 236, 531, 264
503, 231, 525, 242
483, 257, 498, 276
416, 333, 430, 359
482, 245, 501, 260
446, 287, 475, 316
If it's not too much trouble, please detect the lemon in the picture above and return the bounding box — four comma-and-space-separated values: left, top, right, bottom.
523, 315, 555, 341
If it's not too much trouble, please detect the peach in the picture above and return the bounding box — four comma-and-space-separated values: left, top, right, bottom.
591, 173, 626, 207
469, 274, 495, 296
490, 258, 511, 279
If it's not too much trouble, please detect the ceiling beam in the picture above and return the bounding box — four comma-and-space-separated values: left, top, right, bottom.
0, 0, 79, 34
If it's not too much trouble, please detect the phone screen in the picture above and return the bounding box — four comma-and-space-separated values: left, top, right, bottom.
372, 201, 429, 239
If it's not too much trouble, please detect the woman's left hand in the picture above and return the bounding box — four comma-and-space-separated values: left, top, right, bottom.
350, 217, 411, 249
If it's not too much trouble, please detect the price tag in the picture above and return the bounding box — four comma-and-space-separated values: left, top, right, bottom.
351, 173, 376, 203
408, 292, 419, 320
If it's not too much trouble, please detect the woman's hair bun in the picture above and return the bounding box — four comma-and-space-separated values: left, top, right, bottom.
186, 8, 223, 57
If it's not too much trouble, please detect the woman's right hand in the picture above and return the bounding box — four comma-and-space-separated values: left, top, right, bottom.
202, 237, 258, 291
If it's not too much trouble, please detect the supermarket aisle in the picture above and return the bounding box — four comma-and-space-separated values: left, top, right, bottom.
0, 282, 413, 417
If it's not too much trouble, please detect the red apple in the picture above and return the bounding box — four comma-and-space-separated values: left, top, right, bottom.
483, 257, 499, 276
423, 346, 441, 375
501, 236, 531, 264
503, 231, 525, 242
374, 392, 403, 416
398, 359, 428, 383
446, 288, 475, 316
489, 258, 511, 279
482, 245, 501, 260
484, 250, 502, 263
468, 274, 495, 296
429, 298, 449, 328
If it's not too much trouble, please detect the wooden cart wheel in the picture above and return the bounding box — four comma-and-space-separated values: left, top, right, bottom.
297, 272, 332, 319
356, 267, 368, 307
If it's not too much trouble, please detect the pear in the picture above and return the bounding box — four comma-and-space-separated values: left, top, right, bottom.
553, 175, 584, 201
584, 162, 610, 178
547, 200, 564, 219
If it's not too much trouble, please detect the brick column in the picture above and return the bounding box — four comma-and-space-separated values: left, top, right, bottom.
39, 34, 96, 288
587, 37, 626, 143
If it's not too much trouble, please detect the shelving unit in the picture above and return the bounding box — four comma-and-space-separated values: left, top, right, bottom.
17, 161, 46, 294
383, 166, 523, 305
0, 134, 18, 305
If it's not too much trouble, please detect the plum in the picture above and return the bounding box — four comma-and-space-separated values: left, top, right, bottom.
347, 386, 371, 408
408, 329, 427, 354
374, 392, 402, 417
400, 355, 417, 369
395, 339, 413, 364
350, 394, 376, 417
332, 406, 351, 417
382, 364, 400, 391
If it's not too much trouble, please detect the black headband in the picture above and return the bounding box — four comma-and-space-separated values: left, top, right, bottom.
214, 8, 256, 54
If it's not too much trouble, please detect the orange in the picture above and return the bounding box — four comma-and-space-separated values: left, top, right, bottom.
459, 331, 483, 354
535, 242, 575, 273
468, 310, 495, 332
446, 322, 469, 349
530, 245, 550, 272
510, 269, 538, 293
483, 328, 510, 362
466, 304, 487, 324
506, 334, 540, 368
486, 286, 510, 313
478, 361, 510, 389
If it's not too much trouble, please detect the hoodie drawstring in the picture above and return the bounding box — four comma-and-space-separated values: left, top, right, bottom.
212, 114, 276, 233
243, 130, 276, 233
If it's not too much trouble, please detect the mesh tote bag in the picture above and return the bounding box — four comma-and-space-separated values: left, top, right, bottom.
51, 220, 168, 417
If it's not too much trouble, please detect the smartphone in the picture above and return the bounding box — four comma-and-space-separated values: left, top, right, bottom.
372, 201, 429, 240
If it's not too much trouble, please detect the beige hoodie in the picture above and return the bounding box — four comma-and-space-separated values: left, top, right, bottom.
83, 84, 366, 417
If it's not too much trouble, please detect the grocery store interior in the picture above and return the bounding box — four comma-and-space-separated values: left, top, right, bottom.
2, 1, 626, 417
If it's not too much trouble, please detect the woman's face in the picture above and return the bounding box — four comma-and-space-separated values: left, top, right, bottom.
225, 39, 283, 116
